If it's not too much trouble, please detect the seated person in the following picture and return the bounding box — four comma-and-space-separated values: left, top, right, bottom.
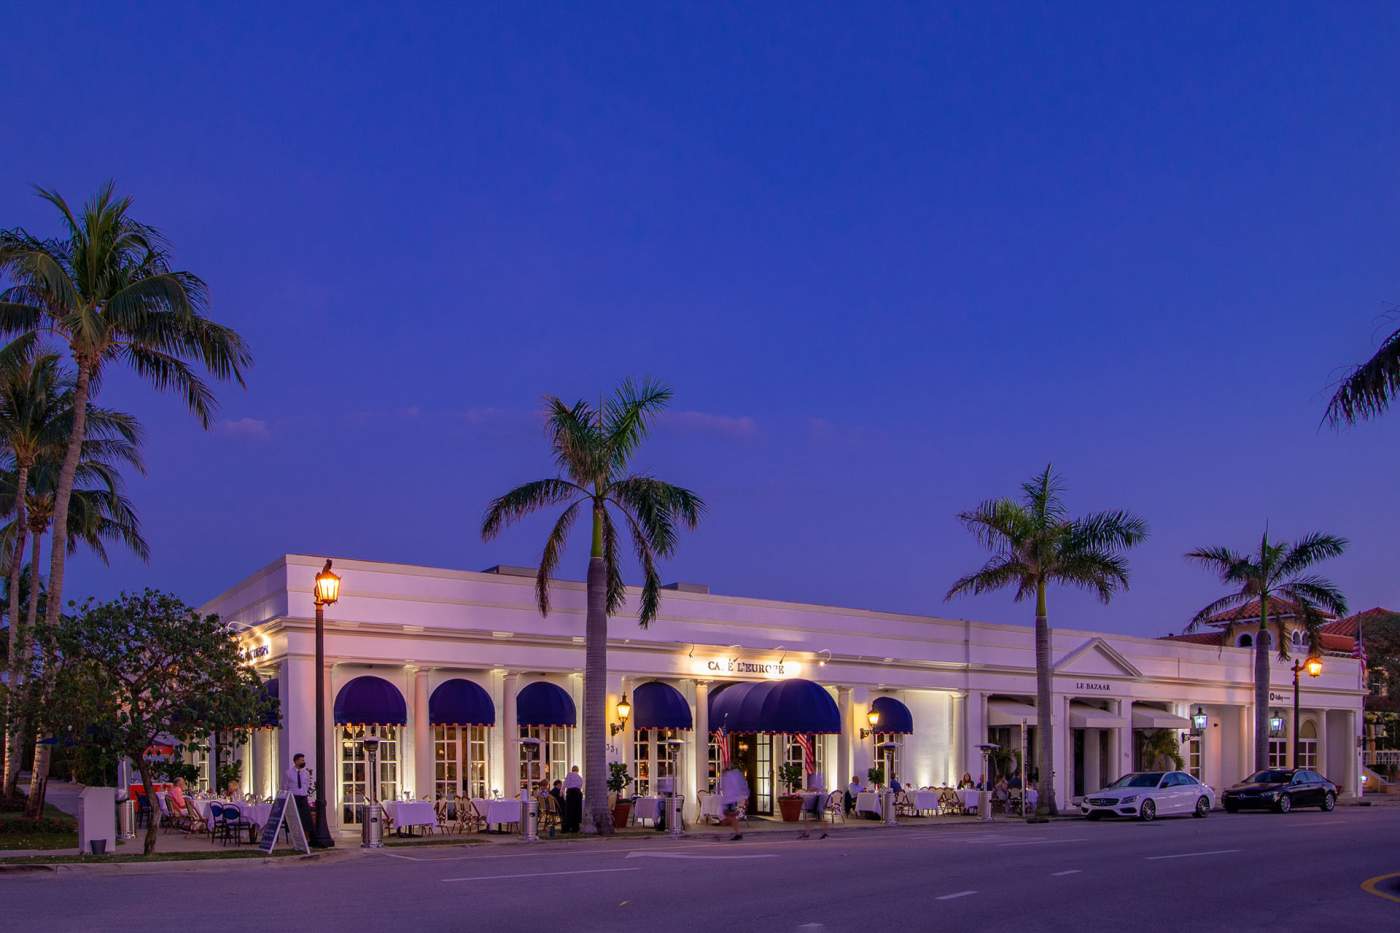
993, 776, 1010, 801
1008, 774, 1023, 790
224, 779, 243, 801
889, 776, 902, 793
168, 776, 190, 815
957, 772, 976, 789
844, 774, 863, 813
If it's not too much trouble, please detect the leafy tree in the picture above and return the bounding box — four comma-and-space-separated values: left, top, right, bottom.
1185, 531, 1348, 771
947, 466, 1147, 820
0, 350, 143, 798
482, 380, 703, 833
0, 183, 250, 816
41, 590, 271, 854
1136, 729, 1184, 771
1326, 318, 1400, 425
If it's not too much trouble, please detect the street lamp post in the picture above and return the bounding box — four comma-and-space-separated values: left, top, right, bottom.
1290, 654, 1322, 769
310, 560, 341, 849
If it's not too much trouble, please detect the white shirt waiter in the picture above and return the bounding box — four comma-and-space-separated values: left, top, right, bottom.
285, 756, 311, 797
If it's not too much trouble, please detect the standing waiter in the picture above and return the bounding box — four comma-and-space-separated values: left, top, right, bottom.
284, 753, 314, 839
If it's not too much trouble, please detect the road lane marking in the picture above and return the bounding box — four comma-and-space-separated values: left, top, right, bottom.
1051, 870, 1081, 876
935, 891, 978, 900
1145, 849, 1240, 861
442, 867, 641, 882
1360, 872, 1400, 904
626, 851, 777, 860
999, 838, 1085, 847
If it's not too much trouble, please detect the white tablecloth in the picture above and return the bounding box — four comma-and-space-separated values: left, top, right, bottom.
855, 791, 883, 815
957, 789, 981, 811
911, 790, 941, 811
473, 798, 523, 828
698, 794, 724, 821
633, 797, 661, 823
383, 800, 437, 829
192, 799, 275, 829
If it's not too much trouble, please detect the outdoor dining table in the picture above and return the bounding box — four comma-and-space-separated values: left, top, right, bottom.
633, 796, 662, 824
382, 800, 437, 834
191, 799, 275, 832
956, 789, 981, 812
473, 798, 523, 831
910, 790, 941, 813
854, 791, 883, 816
698, 793, 724, 822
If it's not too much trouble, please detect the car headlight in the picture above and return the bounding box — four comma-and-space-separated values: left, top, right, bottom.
1265, 791, 1280, 800
1118, 795, 1137, 804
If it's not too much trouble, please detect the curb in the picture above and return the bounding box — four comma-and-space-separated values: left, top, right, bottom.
0, 847, 365, 876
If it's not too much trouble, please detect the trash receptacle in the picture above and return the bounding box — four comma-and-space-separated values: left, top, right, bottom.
361, 802, 383, 848
118, 799, 135, 840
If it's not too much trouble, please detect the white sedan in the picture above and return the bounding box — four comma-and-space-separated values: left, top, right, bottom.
1080, 770, 1215, 821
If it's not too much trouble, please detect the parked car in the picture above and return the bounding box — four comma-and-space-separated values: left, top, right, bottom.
1080, 770, 1215, 822
1221, 769, 1337, 814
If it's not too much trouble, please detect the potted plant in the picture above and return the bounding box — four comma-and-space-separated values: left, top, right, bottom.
777, 763, 805, 822
866, 765, 886, 789
608, 762, 634, 829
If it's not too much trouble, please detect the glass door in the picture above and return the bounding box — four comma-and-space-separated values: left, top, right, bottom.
339, 725, 400, 824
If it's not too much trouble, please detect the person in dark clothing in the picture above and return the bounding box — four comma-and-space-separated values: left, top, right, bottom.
563, 766, 583, 832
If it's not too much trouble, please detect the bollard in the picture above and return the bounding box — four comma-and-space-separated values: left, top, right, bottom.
522, 794, 538, 843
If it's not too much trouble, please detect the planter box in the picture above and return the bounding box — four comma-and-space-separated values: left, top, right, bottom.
612, 801, 633, 829
777, 796, 804, 822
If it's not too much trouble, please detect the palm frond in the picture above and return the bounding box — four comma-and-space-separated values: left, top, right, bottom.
1185, 545, 1253, 583
1187, 591, 1253, 631
945, 555, 1032, 601
1052, 551, 1131, 604
956, 498, 1031, 553
608, 476, 705, 559
1278, 576, 1349, 619
600, 507, 628, 616
1272, 533, 1348, 582
604, 378, 672, 472
543, 396, 605, 486
1325, 323, 1400, 426
1069, 510, 1149, 552
481, 479, 585, 540
534, 500, 582, 616
612, 504, 661, 626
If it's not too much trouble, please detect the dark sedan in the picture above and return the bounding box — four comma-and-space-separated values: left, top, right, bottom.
1222, 769, 1338, 814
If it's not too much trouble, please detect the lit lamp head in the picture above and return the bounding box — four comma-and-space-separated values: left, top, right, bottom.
314, 560, 341, 607
1191, 707, 1208, 734
1268, 713, 1285, 736
610, 693, 631, 737
860, 708, 881, 739
1305, 655, 1323, 678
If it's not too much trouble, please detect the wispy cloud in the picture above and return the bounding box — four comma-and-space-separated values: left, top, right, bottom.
661, 410, 759, 438
217, 417, 270, 440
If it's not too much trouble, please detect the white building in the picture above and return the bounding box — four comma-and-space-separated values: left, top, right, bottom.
204, 555, 1366, 830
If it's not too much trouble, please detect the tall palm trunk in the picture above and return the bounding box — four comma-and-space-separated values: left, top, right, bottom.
3, 532, 40, 799
24, 363, 90, 818
2, 462, 30, 799
1032, 579, 1056, 819
1253, 600, 1270, 771
583, 506, 611, 834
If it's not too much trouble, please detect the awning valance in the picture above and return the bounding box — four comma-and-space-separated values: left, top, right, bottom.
334, 675, 407, 725
430, 678, 495, 726
258, 678, 281, 728
1069, 702, 1120, 729
518, 681, 576, 727
1131, 706, 1191, 730
871, 696, 913, 734
987, 699, 1037, 726
707, 679, 841, 735
632, 681, 692, 730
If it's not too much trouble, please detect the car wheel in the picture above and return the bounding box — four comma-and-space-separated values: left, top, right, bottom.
1321, 792, 1335, 812
1139, 800, 1156, 822
1193, 797, 1209, 818
1223, 802, 1238, 814
1277, 794, 1291, 814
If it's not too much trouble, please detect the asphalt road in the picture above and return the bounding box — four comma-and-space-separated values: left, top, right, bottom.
4, 807, 1398, 932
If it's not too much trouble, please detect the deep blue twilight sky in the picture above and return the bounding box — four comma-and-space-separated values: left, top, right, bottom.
2, 3, 1397, 638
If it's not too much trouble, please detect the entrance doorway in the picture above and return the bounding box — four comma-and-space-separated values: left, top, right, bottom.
730, 733, 773, 816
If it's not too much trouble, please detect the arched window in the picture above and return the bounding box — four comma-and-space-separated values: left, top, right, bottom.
1291, 630, 1305, 649
1237, 633, 1253, 648
1298, 719, 1318, 768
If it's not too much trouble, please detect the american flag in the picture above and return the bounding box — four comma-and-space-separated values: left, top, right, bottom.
793, 733, 815, 773
713, 725, 731, 769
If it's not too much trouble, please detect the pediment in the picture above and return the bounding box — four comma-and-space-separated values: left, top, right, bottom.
1054, 637, 1142, 679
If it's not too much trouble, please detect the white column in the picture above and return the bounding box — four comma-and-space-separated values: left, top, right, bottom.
1107, 700, 1131, 782
1316, 710, 1329, 776
1052, 695, 1070, 806
693, 681, 709, 802
949, 693, 965, 785
964, 691, 987, 784
836, 687, 853, 788
412, 668, 432, 799
1344, 710, 1359, 797
502, 673, 519, 796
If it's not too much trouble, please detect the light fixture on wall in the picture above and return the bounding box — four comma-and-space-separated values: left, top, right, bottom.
610, 694, 631, 737
1268, 712, 1285, 736
1191, 707, 1207, 734
817, 649, 831, 668
860, 708, 881, 739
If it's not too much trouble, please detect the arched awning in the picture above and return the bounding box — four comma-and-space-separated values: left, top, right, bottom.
430, 679, 495, 726
334, 675, 407, 725
518, 681, 576, 727
871, 696, 913, 734
707, 679, 841, 735
1131, 704, 1190, 730
632, 681, 692, 730
258, 678, 282, 728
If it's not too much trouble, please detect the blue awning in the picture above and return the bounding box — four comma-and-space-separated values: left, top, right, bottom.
632, 681, 692, 730
517, 681, 576, 727
259, 678, 282, 728
707, 679, 841, 734
334, 675, 407, 725
430, 678, 496, 726
871, 696, 913, 734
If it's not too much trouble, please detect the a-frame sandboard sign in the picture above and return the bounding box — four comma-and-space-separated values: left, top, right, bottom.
257, 794, 311, 855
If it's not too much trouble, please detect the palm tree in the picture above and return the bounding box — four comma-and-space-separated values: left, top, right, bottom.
1185, 531, 1347, 771
0, 349, 143, 798
946, 466, 1147, 820
481, 380, 704, 834
1325, 321, 1400, 425
0, 183, 247, 814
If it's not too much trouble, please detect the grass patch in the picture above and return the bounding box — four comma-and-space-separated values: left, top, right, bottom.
0, 848, 306, 865
383, 834, 488, 848
0, 802, 78, 851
